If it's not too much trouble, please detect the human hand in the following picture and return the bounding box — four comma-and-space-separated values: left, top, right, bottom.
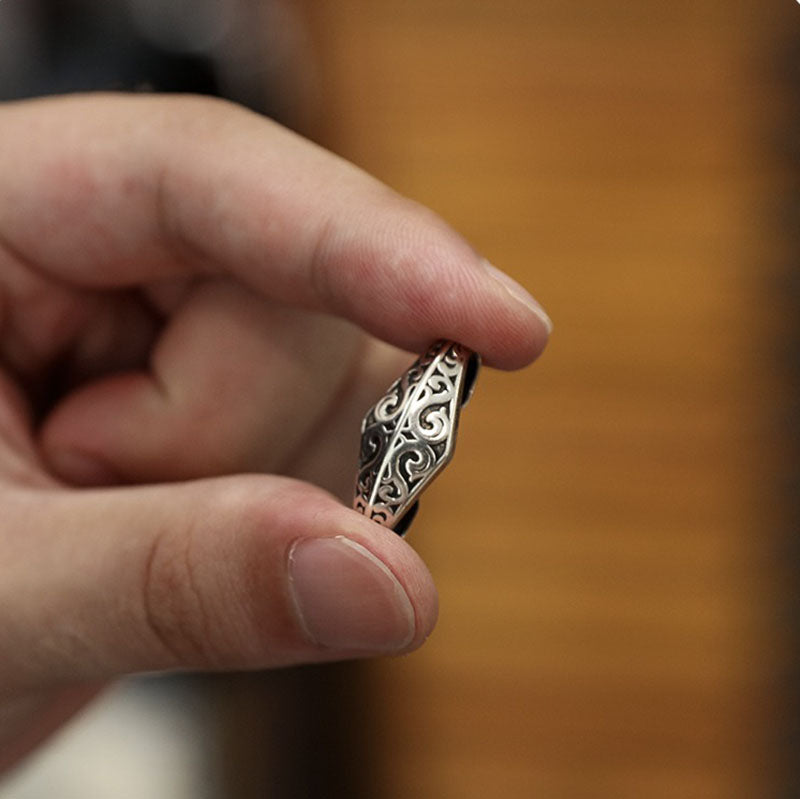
0, 94, 551, 768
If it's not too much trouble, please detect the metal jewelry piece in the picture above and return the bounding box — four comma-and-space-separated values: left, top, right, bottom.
354, 340, 480, 536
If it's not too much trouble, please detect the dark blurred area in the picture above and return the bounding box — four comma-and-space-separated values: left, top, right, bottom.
773, 31, 800, 799
0, 0, 315, 125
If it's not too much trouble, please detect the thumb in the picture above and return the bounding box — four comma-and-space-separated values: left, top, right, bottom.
0, 476, 437, 689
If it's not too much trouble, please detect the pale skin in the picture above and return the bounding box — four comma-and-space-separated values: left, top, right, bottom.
0, 93, 551, 772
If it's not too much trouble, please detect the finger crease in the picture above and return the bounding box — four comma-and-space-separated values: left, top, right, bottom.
154, 165, 216, 278
307, 213, 340, 311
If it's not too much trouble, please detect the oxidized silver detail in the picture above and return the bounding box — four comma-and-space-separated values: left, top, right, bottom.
354, 340, 480, 535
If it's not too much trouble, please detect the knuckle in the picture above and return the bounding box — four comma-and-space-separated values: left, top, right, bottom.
140, 522, 214, 667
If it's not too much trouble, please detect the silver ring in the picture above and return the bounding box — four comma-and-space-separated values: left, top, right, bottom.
353, 340, 480, 536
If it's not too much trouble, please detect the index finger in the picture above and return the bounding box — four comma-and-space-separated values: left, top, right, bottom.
0, 93, 551, 369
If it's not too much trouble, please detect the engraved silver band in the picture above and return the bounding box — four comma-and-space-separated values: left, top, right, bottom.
353, 340, 479, 535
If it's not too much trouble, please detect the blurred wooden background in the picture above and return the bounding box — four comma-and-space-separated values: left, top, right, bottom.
298, 1, 796, 797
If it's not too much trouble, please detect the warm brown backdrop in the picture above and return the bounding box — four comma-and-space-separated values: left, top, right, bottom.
298, 2, 794, 797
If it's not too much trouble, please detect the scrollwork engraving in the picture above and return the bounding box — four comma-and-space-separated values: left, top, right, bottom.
354, 340, 479, 534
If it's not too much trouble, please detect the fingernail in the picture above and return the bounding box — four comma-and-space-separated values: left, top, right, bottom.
47, 449, 122, 487
482, 260, 553, 335
288, 536, 416, 652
